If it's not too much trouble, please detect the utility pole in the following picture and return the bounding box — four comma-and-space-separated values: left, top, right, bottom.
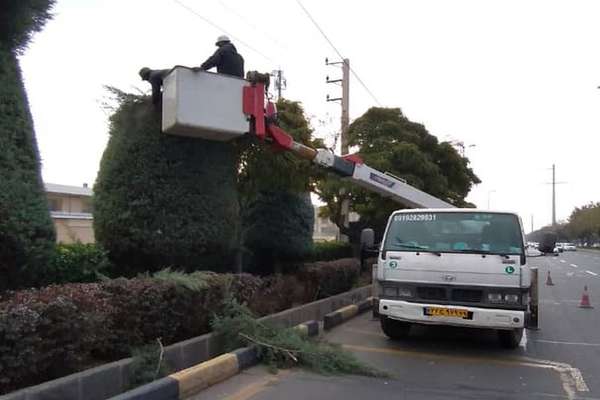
546, 163, 566, 228
552, 164, 556, 227
326, 58, 350, 154
341, 59, 350, 154
326, 57, 351, 241
531, 214, 534, 234
271, 69, 286, 100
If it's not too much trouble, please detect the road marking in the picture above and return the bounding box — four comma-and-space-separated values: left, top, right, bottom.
570, 264, 578, 268
535, 339, 600, 347
560, 260, 566, 263
343, 345, 589, 399
222, 370, 290, 400
566, 272, 574, 277
586, 270, 598, 276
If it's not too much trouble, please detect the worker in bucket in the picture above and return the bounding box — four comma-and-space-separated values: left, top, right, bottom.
198, 35, 244, 78
138, 67, 169, 107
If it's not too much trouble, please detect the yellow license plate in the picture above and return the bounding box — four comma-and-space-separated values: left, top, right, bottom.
425, 307, 469, 319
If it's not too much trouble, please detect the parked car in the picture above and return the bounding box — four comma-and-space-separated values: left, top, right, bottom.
556, 243, 564, 253
563, 243, 577, 251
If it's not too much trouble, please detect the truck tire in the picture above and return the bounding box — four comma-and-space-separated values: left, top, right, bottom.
380, 316, 411, 340
498, 328, 523, 349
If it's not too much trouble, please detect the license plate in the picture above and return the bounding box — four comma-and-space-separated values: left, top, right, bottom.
424, 307, 470, 319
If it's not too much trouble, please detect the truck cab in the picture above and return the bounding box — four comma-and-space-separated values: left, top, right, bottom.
372, 209, 531, 348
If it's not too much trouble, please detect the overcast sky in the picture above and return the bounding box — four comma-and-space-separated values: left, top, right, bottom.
19, 0, 600, 231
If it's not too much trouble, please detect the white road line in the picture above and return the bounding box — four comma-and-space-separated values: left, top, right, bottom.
535, 339, 600, 347
585, 270, 598, 276
566, 272, 574, 277
560, 260, 566, 263
570, 264, 578, 268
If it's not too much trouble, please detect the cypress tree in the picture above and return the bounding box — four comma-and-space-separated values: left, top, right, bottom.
240, 99, 317, 274
0, 1, 57, 291
93, 91, 239, 274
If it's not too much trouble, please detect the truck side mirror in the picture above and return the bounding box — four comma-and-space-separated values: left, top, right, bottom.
360, 228, 375, 250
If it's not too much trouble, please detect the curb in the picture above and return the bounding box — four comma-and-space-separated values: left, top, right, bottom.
324, 297, 373, 330
109, 320, 319, 400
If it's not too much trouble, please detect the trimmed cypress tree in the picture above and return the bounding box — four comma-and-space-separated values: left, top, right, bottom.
0, 1, 57, 291
240, 99, 317, 274
93, 91, 239, 274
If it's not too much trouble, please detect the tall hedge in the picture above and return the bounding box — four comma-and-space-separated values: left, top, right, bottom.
0, 0, 57, 291
240, 99, 318, 274
93, 91, 239, 274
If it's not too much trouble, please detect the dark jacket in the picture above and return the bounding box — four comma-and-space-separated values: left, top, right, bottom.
200, 43, 244, 78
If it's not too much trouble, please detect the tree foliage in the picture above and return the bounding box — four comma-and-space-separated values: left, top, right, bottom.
240, 99, 319, 273
527, 203, 600, 245
316, 107, 480, 243
93, 90, 239, 275
0, 41, 55, 291
0, 0, 56, 53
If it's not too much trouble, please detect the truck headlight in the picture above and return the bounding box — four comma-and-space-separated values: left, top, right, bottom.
504, 294, 519, 303
488, 293, 503, 303
398, 288, 413, 298
383, 287, 398, 297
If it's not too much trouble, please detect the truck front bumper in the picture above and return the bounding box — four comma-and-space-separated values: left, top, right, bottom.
379, 299, 525, 330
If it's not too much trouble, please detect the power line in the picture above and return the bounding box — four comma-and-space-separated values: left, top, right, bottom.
216, 0, 287, 51
295, 0, 382, 106
172, 0, 274, 63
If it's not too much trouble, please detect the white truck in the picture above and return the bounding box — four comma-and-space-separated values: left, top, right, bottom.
368, 208, 534, 348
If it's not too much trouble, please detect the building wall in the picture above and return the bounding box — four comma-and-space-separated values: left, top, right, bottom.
46, 187, 95, 244
54, 218, 95, 244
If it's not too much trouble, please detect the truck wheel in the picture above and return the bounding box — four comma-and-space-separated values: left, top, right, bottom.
498, 328, 523, 349
380, 316, 411, 340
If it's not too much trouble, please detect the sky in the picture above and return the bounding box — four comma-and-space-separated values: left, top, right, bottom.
18, 0, 600, 232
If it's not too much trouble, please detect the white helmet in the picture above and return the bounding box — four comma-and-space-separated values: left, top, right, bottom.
215, 35, 230, 46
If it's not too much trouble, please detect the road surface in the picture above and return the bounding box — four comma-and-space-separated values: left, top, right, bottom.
191, 250, 600, 400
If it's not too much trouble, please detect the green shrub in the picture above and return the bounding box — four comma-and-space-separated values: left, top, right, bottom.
93, 90, 239, 275
243, 191, 315, 274
308, 241, 353, 261
43, 243, 111, 284
297, 258, 360, 301
0, 263, 363, 395
0, 284, 112, 393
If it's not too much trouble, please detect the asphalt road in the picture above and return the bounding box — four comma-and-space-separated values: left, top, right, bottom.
192, 250, 600, 400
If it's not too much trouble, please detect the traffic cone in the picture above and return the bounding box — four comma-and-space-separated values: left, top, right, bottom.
579, 286, 593, 309
546, 271, 554, 286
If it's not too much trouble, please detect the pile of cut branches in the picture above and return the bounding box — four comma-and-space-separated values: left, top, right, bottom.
211, 299, 384, 376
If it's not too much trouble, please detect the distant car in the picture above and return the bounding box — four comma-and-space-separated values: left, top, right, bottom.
563, 243, 577, 251
556, 243, 564, 253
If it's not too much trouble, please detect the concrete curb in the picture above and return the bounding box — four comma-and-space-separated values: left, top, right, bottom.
108, 320, 320, 400
324, 297, 373, 330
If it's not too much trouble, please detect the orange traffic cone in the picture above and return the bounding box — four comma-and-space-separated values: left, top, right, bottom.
546, 271, 554, 286
579, 286, 593, 309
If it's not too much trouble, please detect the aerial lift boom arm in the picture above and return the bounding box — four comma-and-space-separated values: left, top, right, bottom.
242, 73, 454, 210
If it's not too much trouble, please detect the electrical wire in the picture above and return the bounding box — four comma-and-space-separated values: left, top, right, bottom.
295, 0, 382, 106
216, 0, 288, 51
172, 0, 275, 63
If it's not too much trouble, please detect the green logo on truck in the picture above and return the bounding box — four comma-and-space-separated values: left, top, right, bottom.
505, 266, 515, 274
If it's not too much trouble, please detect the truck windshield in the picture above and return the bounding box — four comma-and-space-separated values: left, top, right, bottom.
383, 212, 524, 256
